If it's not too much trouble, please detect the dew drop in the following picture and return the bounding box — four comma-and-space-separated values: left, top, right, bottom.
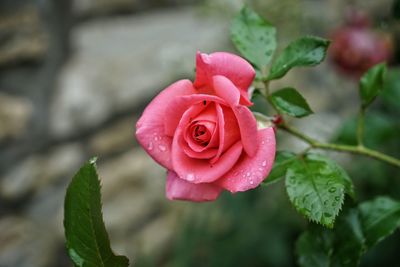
158, 144, 166, 151
246, 172, 251, 177
154, 136, 159, 141
261, 161, 267, 167
327, 180, 335, 186
334, 196, 340, 201
147, 142, 153, 150
186, 173, 195, 181
323, 212, 332, 218
249, 180, 254, 185
328, 187, 337, 193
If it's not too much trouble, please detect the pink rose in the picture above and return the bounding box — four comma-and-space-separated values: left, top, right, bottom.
135, 52, 276, 202
329, 10, 393, 77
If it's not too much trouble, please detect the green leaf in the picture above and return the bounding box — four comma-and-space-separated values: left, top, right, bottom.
267, 36, 330, 80
330, 208, 365, 267
296, 207, 365, 267
382, 68, 400, 110
231, 6, 276, 69
359, 196, 400, 248
285, 153, 354, 228
296, 197, 400, 267
359, 63, 387, 109
296, 226, 332, 267
64, 158, 129, 267
269, 87, 313, 117
263, 151, 297, 186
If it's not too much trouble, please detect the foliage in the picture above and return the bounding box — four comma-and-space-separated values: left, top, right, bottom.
296, 197, 400, 267
268, 87, 313, 117
359, 63, 387, 109
231, 6, 276, 70
64, 158, 129, 267
267, 36, 330, 80
230, 5, 400, 267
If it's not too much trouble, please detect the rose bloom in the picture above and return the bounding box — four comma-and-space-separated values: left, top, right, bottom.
329, 11, 393, 77
135, 52, 276, 202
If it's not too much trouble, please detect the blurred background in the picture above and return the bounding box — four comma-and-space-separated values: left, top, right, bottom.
0, 0, 399, 266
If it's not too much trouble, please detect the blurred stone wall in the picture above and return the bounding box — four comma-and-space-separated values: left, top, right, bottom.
0, 0, 231, 266
0, 0, 395, 266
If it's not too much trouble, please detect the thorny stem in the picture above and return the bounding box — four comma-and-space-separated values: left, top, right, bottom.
279, 123, 400, 168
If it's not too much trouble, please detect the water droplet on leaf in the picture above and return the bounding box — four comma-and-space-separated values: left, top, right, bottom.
329, 187, 337, 193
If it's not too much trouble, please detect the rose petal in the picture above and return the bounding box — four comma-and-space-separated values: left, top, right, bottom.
182, 146, 218, 159
212, 75, 240, 105
221, 106, 241, 149
166, 170, 222, 202
194, 51, 255, 105
136, 79, 196, 169
211, 104, 225, 164
177, 103, 219, 160
233, 105, 258, 157
172, 131, 243, 183
216, 128, 276, 193
210, 104, 240, 164
211, 105, 242, 165
164, 94, 225, 136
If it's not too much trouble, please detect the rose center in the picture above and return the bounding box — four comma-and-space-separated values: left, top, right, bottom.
189, 122, 214, 146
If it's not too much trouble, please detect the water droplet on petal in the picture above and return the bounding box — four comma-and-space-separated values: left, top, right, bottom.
246, 172, 251, 177
147, 142, 153, 150
158, 144, 166, 151
261, 161, 267, 167
186, 173, 195, 181
249, 180, 254, 185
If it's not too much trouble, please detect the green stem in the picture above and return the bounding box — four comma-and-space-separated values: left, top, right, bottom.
356, 108, 365, 147
262, 79, 281, 114
279, 123, 400, 168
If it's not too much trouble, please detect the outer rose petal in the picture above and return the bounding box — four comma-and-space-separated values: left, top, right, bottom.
166, 170, 222, 202
216, 128, 276, 193
233, 105, 258, 157
136, 79, 196, 169
212, 75, 240, 105
194, 52, 255, 105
